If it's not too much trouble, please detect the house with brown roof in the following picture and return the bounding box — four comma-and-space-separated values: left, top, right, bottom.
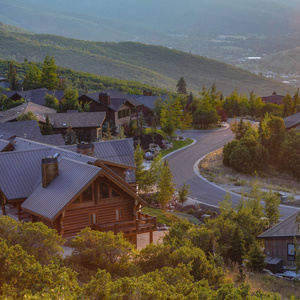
78, 90, 142, 128
0, 137, 156, 245
258, 211, 300, 267
261, 92, 285, 105
47, 111, 106, 142
0, 102, 57, 123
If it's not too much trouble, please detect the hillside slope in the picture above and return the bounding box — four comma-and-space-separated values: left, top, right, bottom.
260, 48, 300, 74
0, 28, 293, 96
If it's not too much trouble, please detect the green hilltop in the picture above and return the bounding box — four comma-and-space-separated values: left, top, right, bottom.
0, 24, 293, 96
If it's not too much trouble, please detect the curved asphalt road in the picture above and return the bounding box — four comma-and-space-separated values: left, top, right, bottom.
166, 127, 299, 219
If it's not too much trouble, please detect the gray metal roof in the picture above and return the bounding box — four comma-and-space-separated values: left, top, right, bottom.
21, 157, 102, 221
284, 112, 300, 129
127, 94, 168, 110
93, 138, 134, 167
0, 139, 10, 151
12, 138, 51, 151
258, 211, 300, 239
48, 111, 106, 128
0, 148, 50, 200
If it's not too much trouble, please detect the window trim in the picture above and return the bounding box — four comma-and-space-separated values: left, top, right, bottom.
287, 243, 296, 261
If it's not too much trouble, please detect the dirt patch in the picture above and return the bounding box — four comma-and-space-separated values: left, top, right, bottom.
199, 148, 300, 205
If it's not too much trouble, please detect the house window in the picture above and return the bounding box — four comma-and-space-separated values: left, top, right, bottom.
89, 213, 97, 225
100, 181, 109, 199
118, 109, 130, 119
112, 189, 121, 197
116, 208, 124, 220
287, 243, 296, 261
82, 185, 93, 202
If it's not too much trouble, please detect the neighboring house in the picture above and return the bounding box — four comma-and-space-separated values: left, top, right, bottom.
48, 111, 106, 142
0, 77, 10, 89
0, 137, 156, 244
78, 90, 142, 128
0, 102, 57, 123
0, 88, 64, 106
261, 92, 286, 105
127, 91, 168, 116
0, 121, 65, 146
258, 211, 300, 267
283, 111, 300, 130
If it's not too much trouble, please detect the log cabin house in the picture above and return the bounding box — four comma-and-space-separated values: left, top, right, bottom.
0, 137, 156, 245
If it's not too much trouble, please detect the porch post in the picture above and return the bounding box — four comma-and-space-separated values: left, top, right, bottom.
149, 231, 153, 244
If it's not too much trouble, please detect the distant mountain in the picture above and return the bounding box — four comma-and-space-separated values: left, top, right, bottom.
259, 48, 300, 74
2, 0, 300, 39
0, 26, 293, 96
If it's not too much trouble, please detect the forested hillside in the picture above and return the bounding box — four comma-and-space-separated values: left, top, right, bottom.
0, 25, 293, 96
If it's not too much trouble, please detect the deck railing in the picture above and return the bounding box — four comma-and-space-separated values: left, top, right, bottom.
91, 212, 157, 235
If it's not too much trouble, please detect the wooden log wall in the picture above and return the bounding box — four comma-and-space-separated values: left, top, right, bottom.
63, 195, 135, 237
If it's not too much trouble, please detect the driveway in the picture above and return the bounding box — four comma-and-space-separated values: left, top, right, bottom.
167, 127, 299, 219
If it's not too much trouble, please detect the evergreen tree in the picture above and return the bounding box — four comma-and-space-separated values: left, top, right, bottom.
44, 93, 59, 110
264, 191, 281, 225
23, 62, 42, 90
134, 144, 148, 192
59, 85, 80, 112
103, 122, 113, 141
178, 181, 190, 207
64, 124, 78, 145
228, 225, 245, 264
41, 114, 53, 135
157, 160, 175, 210
176, 77, 187, 94
117, 125, 126, 139
41, 56, 59, 90
246, 242, 266, 272
6, 63, 19, 90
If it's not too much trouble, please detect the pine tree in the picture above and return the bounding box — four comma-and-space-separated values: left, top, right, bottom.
264, 191, 281, 225
6, 63, 19, 90
246, 242, 266, 272
157, 160, 175, 210
178, 181, 190, 207
117, 125, 126, 139
41, 114, 53, 135
228, 225, 246, 264
134, 144, 148, 192
103, 123, 113, 141
23, 62, 42, 90
41, 55, 59, 90
176, 77, 187, 94
64, 124, 78, 145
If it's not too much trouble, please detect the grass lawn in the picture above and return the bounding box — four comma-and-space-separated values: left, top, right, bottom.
160, 138, 194, 156
142, 206, 201, 226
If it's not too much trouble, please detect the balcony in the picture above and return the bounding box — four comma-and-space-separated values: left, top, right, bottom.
91, 212, 157, 236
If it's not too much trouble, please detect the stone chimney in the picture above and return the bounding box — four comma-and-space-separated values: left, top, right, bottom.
272, 92, 277, 95
143, 90, 152, 96
42, 157, 59, 188
77, 143, 95, 157
99, 92, 110, 106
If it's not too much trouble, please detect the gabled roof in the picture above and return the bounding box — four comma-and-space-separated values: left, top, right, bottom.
0, 120, 42, 140
0, 148, 50, 200
0, 102, 56, 123
79, 90, 141, 111
21, 157, 102, 221
0, 88, 65, 106
0, 121, 65, 146
48, 111, 106, 128
0, 139, 10, 152
127, 94, 168, 110
261, 93, 285, 105
258, 211, 300, 239
284, 112, 300, 129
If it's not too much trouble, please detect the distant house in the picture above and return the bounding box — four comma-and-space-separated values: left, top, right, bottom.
258, 211, 300, 267
127, 91, 168, 116
0, 102, 57, 123
0, 88, 65, 106
78, 90, 142, 128
0, 137, 156, 245
0, 120, 65, 146
283, 112, 300, 130
47, 111, 106, 142
261, 92, 285, 105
